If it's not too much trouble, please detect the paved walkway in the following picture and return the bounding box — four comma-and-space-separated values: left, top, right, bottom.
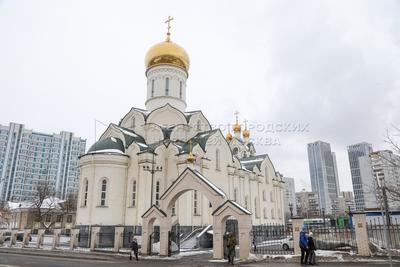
0, 248, 399, 267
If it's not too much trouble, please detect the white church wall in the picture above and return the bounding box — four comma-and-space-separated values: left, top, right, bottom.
119, 111, 146, 137
146, 105, 187, 128
76, 154, 129, 226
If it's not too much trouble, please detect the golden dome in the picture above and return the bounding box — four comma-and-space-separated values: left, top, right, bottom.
233, 123, 241, 133
187, 152, 196, 163
243, 128, 250, 138
226, 131, 233, 141
145, 38, 190, 73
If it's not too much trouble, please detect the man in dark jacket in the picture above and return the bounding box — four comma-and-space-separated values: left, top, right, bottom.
130, 238, 139, 261
299, 226, 309, 266
307, 232, 316, 265
227, 232, 237, 265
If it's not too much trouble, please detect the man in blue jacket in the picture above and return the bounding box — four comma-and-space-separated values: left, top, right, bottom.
299, 226, 309, 265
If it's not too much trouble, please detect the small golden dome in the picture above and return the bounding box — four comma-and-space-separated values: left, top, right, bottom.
187, 152, 196, 163
226, 131, 233, 141
233, 123, 241, 133
145, 38, 190, 72
243, 128, 250, 138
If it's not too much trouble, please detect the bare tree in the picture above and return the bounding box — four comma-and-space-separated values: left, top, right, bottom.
0, 201, 12, 227
383, 126, 400, 203
29, 181, 77, 231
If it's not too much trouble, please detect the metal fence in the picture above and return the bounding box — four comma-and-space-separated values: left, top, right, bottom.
251, 224, 294, 255
77, 225, 90, 248
149, 226, 160, 255
97, 226, 115, 249
311, 226, 357, 253
169, 224, 181, 255
367, 218, 400, 249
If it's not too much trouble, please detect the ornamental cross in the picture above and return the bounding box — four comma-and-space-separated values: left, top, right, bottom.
234, 111, 239, 123
165, 16, 174, 35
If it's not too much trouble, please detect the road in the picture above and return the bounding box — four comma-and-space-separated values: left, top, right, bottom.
0, 251, 399, 267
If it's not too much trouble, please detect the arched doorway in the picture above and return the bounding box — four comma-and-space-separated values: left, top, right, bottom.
141, 167, 252, 259
212, 200, 252, 259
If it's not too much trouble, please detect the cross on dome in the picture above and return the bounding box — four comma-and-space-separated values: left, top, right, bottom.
165, 16, 174, 41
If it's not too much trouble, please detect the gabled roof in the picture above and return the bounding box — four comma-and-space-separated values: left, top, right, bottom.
212, 200, 252, 216
141, 204, 167, 218
115, 125, 147, 148
160, 167, 226, 200
240, 154, 268, 172
178, 129, 220, 155
87, 125, 148, 154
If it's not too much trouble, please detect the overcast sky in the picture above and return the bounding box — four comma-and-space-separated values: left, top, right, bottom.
1, 0, 399, 192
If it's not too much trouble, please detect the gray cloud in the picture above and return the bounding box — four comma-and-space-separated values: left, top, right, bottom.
1, 0, 399, 192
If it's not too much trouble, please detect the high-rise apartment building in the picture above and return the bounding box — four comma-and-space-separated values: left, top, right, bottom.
0, 123, 86, 202
359, 150, 400, 211
307, 141, 340, 214
296, 189, 320, 218
347, 142, 373, 211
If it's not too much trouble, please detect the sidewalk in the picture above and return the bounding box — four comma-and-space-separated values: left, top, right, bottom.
0, 246, 399, 265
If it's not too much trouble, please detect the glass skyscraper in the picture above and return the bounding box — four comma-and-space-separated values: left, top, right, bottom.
0, 122, 86, 202
307, 141, 340, 214
347, 142, 373, 211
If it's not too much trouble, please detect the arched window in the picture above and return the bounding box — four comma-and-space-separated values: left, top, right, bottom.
151, 79, 155, 97
83, 179, 88, 207
234, 188, 238, 202
270, 191, 274, 202
165, 77, 169, 95
132, 180, 137, 207
215, 149, 220, 170
263, 207, 267, 219
271, 208, 275, 219
179, 81, 183, 99
254, 197, 259, 218
172, 204, 176, 216
100, 179, 107, 206
132, 117, 136, 129
193, 190, 199, 215
263, 190, 266, 201
155, 181, 160, 206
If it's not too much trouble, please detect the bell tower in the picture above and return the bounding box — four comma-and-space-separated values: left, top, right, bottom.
144, 17, 190, 112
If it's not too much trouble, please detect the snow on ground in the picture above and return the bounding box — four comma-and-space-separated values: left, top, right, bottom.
180, 236, 197, 249
151, 241, 179, 253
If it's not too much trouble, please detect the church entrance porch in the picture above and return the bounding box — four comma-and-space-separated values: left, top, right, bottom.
141, 167, 252, 259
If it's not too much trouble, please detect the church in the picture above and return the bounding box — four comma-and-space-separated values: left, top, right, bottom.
75, 19, 285, 231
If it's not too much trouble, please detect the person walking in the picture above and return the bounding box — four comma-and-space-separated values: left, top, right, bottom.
299, 226, 309, 266
307, 232, 316, 265
130, 238, 139, 261
227, 232, 237, 265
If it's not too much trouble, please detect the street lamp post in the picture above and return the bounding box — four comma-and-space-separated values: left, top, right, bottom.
321, 208, 326, 228
289, 203, 293, 219
377, 174, 393, 267
142, 152, 163, 207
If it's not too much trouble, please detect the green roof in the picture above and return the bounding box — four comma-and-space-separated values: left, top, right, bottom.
240, 154, 268, 171
87, 137, 125, 153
